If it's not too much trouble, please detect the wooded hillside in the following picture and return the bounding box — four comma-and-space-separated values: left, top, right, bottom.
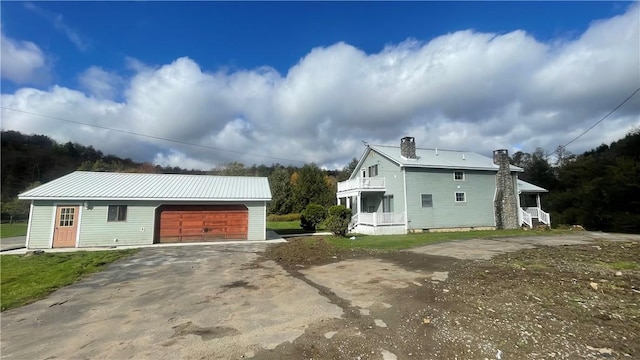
2, 129, 638, 232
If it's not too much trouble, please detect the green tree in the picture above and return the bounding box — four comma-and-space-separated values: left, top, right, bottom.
217, 162, 247, 176
326, 205, 352, 237
300, 203, 326, 231
337, 158, 359, 181
268, 167, 293, 215
292, 164, 335, 212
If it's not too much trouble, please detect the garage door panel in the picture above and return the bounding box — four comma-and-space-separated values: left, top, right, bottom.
158, 205, 248, 243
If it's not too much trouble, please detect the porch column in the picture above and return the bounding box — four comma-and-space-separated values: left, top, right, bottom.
536, 194, 541, 209
357, 192, 361, 215
346, 196, 351, 210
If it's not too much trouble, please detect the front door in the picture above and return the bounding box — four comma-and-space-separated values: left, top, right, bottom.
52, 206, 79, 248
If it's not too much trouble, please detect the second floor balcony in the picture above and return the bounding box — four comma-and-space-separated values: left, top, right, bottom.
337, 177, 386, 194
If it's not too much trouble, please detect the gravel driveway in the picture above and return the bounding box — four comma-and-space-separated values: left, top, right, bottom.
2, 232, 639, 359
0, 243, 342, 359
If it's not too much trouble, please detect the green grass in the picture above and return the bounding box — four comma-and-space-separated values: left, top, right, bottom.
0, 223, 28, 238
608, 261, 638, 270
267, 220, 326, 235
329, 229, 572, 250
1, 249, 138, 311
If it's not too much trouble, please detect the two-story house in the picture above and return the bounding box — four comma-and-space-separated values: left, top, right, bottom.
337, 137, 550, 235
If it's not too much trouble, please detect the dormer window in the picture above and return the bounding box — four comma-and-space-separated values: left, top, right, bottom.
454, 171, 464, 181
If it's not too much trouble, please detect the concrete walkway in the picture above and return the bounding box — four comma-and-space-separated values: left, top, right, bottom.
0, 231, 285, 255
0, 236, 26, 252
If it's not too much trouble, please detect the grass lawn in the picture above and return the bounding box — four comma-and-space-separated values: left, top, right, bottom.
1, 249, 138, 311
330, 229, 573, 250
267, 220, 326, 235
0, 223, 28, 238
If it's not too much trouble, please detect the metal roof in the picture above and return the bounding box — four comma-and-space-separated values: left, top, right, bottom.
517, 179, 548, 193
368, 145, 524, 172
19, 171, 272, 201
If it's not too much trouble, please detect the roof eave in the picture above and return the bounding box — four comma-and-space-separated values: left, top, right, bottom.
399, 164, 523, 172
18, 196, 272, 202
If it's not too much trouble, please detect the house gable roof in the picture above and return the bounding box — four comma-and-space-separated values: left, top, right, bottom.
358, 144, 523, 173
517, 179, 548, 193
18, 171, 272, 201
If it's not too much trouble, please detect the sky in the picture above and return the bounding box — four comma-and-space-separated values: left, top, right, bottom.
1, 2, 639, 170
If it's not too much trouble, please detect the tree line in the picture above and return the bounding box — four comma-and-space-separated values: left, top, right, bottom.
0, 130, 357, 221
2, 129, 638, 232
511, 128, 639, 233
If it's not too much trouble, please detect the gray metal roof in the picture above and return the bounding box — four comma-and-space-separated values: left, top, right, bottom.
369, 145, 524, 172
517, 179, 548, 193
19, 171, 272, 201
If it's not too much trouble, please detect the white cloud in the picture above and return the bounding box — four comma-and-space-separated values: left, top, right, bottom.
78, 66, 123, 100
0, 30, 49, 85
2, 4, 639, 170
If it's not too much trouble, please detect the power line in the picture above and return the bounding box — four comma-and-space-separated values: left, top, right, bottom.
552, 87, 640, 156
0, 107, 307, 164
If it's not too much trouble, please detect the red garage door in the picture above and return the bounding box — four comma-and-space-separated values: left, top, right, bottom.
158, 205, 248, 243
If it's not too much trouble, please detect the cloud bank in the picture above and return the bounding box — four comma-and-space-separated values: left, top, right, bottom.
2, 4, 639, 170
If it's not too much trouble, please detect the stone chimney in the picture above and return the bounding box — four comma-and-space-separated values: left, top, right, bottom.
400, 137, 416, 159
493, 149, 519, 229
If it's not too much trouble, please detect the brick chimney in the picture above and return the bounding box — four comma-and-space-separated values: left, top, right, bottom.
401, 137, 416, 159
493, 149, 519, 229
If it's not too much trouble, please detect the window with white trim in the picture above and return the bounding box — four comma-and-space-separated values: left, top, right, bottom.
421, 194, 433, 207
455, 192, 466, 202
107, 205, 127, 222
454, 171, 465, 181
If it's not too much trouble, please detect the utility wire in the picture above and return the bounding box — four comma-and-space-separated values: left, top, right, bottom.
552, 87, 640, 156
0, 107, 307, 164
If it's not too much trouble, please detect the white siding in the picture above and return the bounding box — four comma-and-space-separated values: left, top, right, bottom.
26, 201, 55, 249
247, 201, 266, 241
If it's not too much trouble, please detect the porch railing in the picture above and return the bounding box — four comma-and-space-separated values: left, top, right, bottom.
523, 207, 551, 226
520, 208, 533, 228
356, 212, 405, 226
337, 177, 386, 193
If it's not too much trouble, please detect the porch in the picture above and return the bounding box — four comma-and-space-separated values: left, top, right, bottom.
349, 212, 406, 235
517, 179, 551, 228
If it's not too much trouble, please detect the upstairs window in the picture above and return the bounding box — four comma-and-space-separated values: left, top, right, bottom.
454, 171, 465, 181
108, 205, 128, 222
455, 192, 466, 203
368, 164, 379, 177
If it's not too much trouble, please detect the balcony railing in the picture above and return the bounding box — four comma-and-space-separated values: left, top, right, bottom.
337, 177, 386, 193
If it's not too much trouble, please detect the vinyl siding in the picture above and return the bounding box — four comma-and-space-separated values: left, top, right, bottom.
405, 168, 496, 229
356, 150, 405, 214
26, 201, 57, 249
78, 201, 156, 247
247, 201, 266, 240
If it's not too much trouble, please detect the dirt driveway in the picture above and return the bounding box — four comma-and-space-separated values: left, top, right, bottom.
2, 232, 639, 359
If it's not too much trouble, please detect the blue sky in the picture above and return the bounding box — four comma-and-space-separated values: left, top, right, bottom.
1, 2, 638, 169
